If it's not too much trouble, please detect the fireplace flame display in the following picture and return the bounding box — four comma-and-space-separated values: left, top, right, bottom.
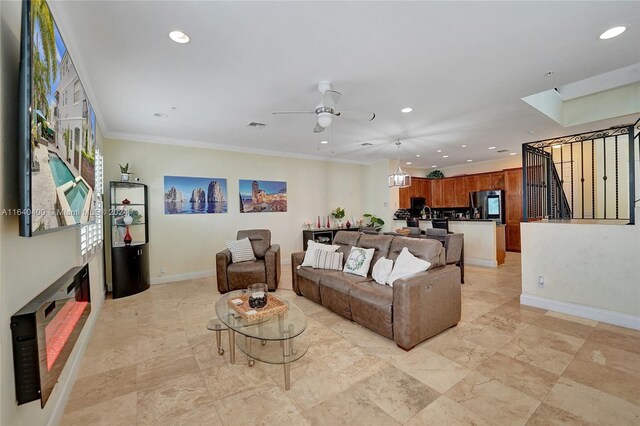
45, 300, 89, 371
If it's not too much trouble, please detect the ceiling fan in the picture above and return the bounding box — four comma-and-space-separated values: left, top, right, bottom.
272, 80, 376, 133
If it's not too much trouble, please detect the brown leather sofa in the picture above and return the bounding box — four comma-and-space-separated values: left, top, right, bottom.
291, 231, 461, 350
216, 229, 281, 293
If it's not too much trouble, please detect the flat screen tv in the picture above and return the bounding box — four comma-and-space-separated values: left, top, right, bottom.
19, 0, 97, 237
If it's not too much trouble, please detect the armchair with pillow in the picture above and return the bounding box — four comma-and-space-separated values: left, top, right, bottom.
216, 229, 281, 293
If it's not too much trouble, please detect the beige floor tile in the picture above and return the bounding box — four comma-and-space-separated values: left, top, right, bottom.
136, 330, 190, 362
65, 364, 137, 413
533, 315, 595, 340
445, 371, 540, 425
301, 387, 400, 426
405, 396, 491, 426
393, 348, 470, 393
588, 328, 640, 354
476, 353, 559, 400
60, 392, 137, 426
214, 382, 309, 426
544, 310, 599, 327
514, 324, 585, 355
499, 336, 575, 375
423, 329, 496, 369
473, 311, 531, 336
575, 338, 640, 376
77, 339, 137, 379
201, 355, 271, 400
562, 357, 640, 405
595, 322, 640, 338
136, 347, 200, 391
453, 321, 516, 350
526, 402, 585, 426
544, 377, 640, 425
137, 373, 219, 426
491, 300, 546, 324
352, 365, 440, 423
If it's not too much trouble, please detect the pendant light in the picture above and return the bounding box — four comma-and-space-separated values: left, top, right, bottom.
388, 139, 411, 188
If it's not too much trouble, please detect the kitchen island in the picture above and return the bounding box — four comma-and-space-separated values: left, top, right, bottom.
392, 219, 506, 267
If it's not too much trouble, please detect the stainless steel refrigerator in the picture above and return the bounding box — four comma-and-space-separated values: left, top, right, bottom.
470, 190, 506, 224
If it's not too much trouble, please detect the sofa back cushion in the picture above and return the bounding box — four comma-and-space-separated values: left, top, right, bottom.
333, 231, 361, 264
357, 234, 394, 272
388, 236, 444, 269
237, 229, 271, 258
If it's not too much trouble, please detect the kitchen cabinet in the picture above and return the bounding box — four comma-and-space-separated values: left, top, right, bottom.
442, 178, 456, 207
398, 177, 432, 208
454, 177, 469, 207
476, 173, 492, 191
504, 168, 523, 252
430, 179, 444, 208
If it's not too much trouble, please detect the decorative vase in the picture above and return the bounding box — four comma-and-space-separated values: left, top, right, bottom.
248, 283, 268, 309
317, 216, 321, 229
123, 226, 132, 246
120, 173, 130, 182
337, 220, 343, 228
326, 216, 330, 228
346, 220, 351, 229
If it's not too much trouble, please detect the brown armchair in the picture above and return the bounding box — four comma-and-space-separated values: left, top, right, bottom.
216, 229, 281, 293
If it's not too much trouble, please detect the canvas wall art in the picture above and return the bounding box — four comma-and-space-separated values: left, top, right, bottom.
164, 175, 227, 214
239, 180, 287, 213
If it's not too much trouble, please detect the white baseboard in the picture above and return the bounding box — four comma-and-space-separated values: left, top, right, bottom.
46, 294, 104, 426
464, 257, 498, 268
150, 269, 215, 285
520, 294, 640, 330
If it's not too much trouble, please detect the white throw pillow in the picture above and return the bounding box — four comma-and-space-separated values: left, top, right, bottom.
372, 257, 394, 285
386, 247, 431, 287
225, 237, 256, 263
343, 247, 375, 277
313, 251, 343, 271
301, 240, 340, 267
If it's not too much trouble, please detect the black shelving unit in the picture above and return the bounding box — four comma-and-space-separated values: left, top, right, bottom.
302, 227, 360, 251
109, 181, 150, 299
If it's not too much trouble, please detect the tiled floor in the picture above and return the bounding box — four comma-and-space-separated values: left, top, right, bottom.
61, 253, 640, 425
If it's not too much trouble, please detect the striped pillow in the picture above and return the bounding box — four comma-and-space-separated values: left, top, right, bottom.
313, 250, 343, 270
225, 237, 256, 263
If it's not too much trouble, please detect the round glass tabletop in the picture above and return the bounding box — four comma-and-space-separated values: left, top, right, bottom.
215, 289, 308, 341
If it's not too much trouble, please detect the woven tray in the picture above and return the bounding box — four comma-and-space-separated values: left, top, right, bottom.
227, 293, 288, 320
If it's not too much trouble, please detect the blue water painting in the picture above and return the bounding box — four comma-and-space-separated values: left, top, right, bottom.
164, 175, 227, 214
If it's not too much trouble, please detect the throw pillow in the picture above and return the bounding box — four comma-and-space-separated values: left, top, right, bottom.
372, 257, 394, 285
343, 247, 375, 277
301, 240, 340, 267
386, 247, 431, 287
225, 237, 256, 263
313, 250, 343, 271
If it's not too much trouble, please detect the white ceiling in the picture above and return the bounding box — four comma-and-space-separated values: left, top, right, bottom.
51, 1, 640, 168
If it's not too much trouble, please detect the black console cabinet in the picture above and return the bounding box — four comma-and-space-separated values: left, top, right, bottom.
109, 182, 150, 299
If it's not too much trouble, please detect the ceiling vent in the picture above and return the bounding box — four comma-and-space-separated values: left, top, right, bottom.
497, 149, 510, 153
361, 142, 373, 146
247, 122, 267, 128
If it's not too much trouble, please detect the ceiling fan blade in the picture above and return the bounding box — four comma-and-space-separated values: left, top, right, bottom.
313, 122, 326, 133
272, 111, 315, 115
323, 89, 342, 107
335, 110, 376, 121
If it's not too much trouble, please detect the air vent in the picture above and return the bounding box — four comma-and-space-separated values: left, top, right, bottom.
361, 142, 373, 146
247, 122, 267, 128
497, 149, 510, 153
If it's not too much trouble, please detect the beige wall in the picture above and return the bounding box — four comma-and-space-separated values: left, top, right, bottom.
1, 2, 105, 424
439, 155, 522, 177
104, 138, 372, 284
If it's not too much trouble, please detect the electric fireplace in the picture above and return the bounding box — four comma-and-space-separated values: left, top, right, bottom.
11, 265, 91, 407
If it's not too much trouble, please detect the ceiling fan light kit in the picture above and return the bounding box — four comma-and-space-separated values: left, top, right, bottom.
388, 140, 412, 188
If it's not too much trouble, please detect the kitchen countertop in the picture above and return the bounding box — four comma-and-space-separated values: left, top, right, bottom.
393, 218, 496, 222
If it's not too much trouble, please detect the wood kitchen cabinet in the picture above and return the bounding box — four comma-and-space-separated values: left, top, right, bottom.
398, 177, 432, 208
504, 168, 523, 252
476, 173, 492, 191
430, 179, 444, 208
454, 177, 470, 207
442, 178, 456, 207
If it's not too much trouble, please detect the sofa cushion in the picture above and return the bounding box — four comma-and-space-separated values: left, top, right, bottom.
237, 229, 271, 259
372, 257, 394, 285
333, 231, 361, 264
302, 240, 341, 267
227, 259, 265, 289
387, 247, 431, 286
349, 282, 394, 339
357, 234, 394, 273
388, 236, 444, 269
318, 271, 371, 320
343, 247, 375, 277
225, 237, 256, 263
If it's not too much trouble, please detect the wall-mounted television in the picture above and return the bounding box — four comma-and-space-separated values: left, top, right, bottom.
19, 0, 97, 237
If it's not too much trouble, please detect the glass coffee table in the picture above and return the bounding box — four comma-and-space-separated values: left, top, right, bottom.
215, 289, 309, 390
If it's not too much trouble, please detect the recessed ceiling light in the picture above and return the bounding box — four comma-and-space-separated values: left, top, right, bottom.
527, 130, 536, 135
509, 152, 518, 156
436, 149, 442, 153
600, 26, 626, 40
431, 165, 437, 168
442, 155, 449, 158
320, 140, 328, 144
416, 154, 421, 157
401, 107, 413, 113
154, 113, 168, 118
466, 159, 473, 162
406, 162, 412, 165
169, 30, 190, 44
461, 145, 467, 148
544, 71, 554, 78
488, 146, 496, 150
552, 144, 562, 149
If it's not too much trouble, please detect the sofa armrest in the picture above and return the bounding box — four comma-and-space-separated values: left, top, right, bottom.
392, 265, 461, 350
216, 249, 232, 293
265, 244, 281, 291
291, 252, 305, 295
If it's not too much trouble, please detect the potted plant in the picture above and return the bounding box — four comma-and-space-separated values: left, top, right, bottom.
119, 163, 130, 182
331, 207, 346, 228
362, 213, 385, 232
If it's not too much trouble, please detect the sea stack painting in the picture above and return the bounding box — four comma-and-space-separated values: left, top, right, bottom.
239, 180, 287, 213
164, 176, 227, 214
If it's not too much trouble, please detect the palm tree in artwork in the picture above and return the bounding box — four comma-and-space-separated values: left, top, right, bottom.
31, 0, 58, 116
